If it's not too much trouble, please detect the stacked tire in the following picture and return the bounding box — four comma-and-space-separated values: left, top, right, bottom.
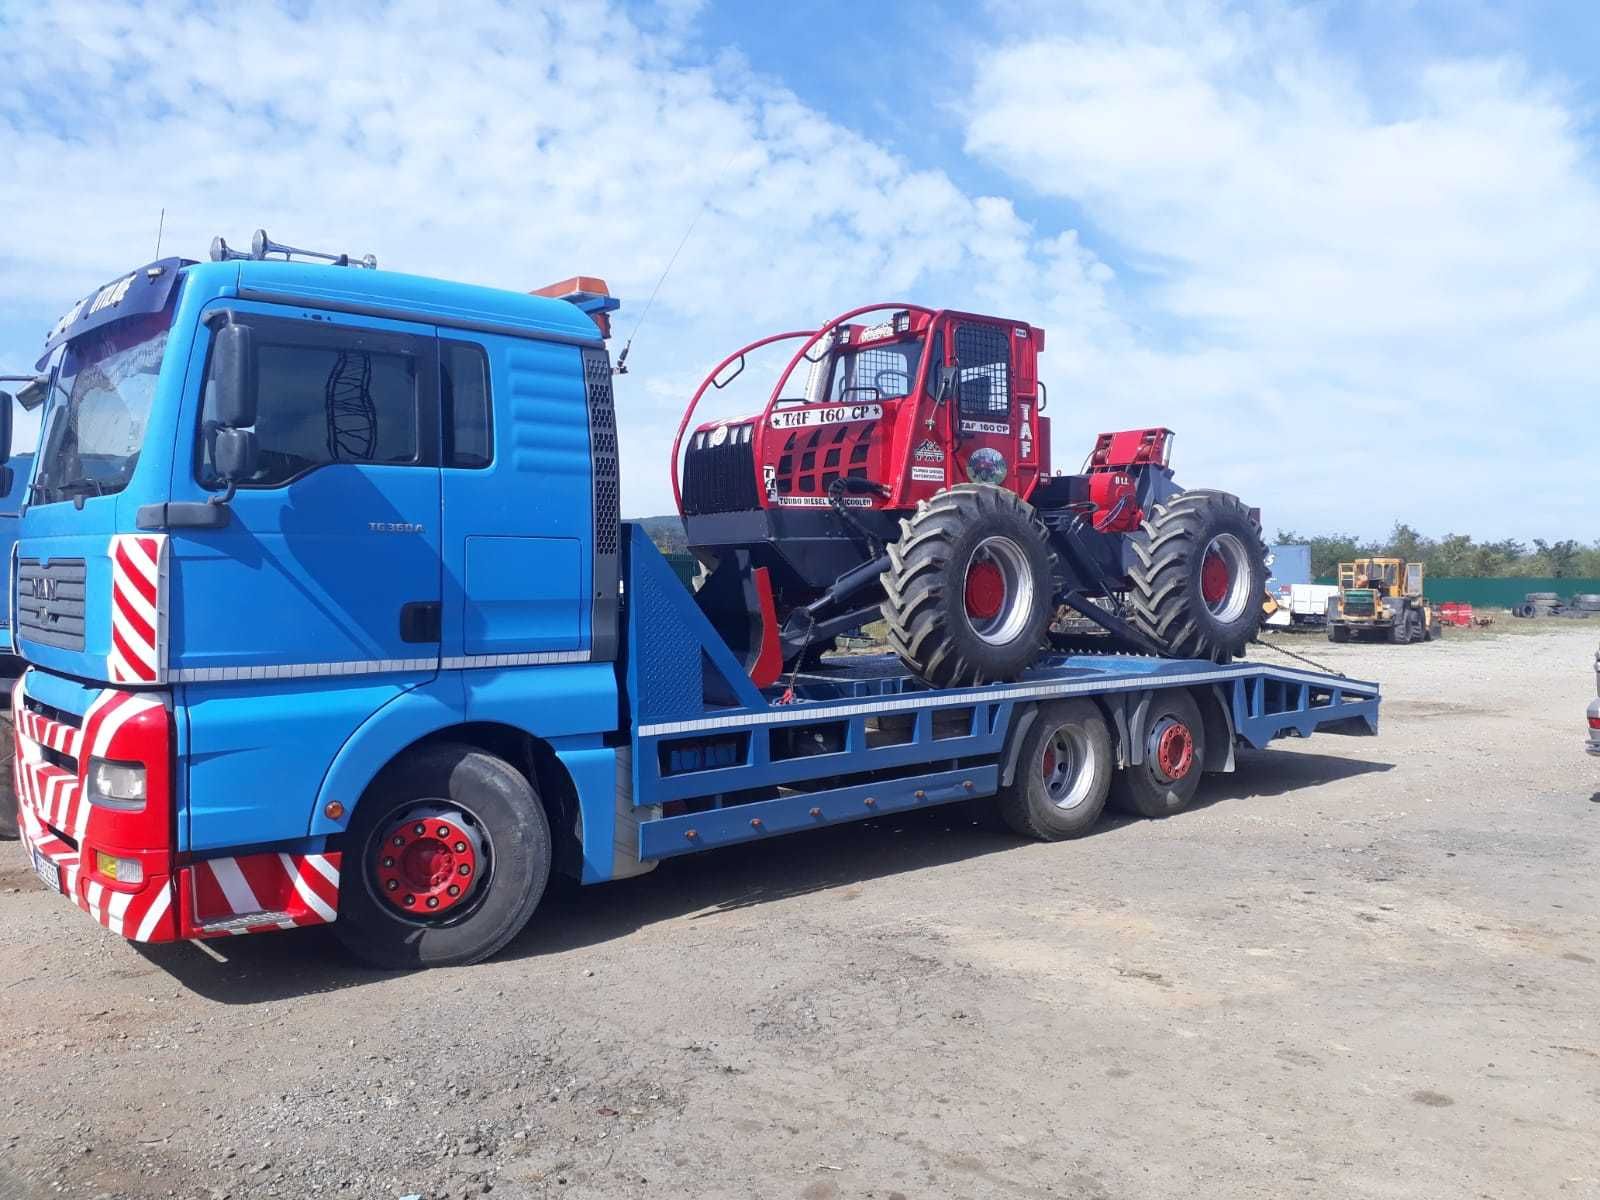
1527, 592, 1562, 617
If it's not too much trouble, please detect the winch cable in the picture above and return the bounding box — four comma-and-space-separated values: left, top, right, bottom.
1250, 634, 1347, 679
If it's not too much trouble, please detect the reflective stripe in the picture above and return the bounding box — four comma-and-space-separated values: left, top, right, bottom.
169, 650, 590, 683
635, 665, 1378, 738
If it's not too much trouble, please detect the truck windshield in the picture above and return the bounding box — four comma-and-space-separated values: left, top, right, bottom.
34, 311, 172, 504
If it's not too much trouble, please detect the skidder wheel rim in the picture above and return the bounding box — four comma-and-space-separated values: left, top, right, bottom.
373, 805, 488, 918
964, 535, 1035, 646
1041, 722, 1100, 811
1199, 533, 1252, 623
1148, 718, 1195, 783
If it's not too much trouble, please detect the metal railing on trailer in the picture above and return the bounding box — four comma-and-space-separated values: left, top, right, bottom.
619, 525, 1379, 860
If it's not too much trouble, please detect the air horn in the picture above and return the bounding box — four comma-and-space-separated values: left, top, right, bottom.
251, 229, 377, 270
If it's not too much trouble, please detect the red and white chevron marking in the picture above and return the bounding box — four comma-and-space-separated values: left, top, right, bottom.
13, 673, 178, 943
108, 533, 166, 685
13, 688, 162, 847
182, 851, 342, 937
15, 787, 177, 941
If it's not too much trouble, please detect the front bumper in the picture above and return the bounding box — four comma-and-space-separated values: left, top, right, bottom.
13, 679, 179, 941
13, 671, 341, 942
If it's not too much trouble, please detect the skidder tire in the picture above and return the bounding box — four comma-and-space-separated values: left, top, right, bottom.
1109, 689, 1206, 819
336, 743, 551, 970
997, 699, 1112, 841
881, 484, 1056, 689
1127, 491, 1267, 662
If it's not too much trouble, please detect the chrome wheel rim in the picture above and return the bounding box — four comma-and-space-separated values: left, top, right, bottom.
1040, 722, 1098, 810
1199, 533, 1253, 623
964, 535, 1035, 646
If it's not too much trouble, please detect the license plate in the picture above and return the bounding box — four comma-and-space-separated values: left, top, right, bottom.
31, 846, 61, 895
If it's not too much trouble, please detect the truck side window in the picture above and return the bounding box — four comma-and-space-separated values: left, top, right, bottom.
954, 323, 1011, 421
199, 325, 422, 488
442, 342, 492, 469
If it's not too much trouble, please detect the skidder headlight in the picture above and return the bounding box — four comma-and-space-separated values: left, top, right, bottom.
88, 758, 147, 810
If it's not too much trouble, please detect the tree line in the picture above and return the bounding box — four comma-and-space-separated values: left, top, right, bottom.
1275, 525, 1600, 579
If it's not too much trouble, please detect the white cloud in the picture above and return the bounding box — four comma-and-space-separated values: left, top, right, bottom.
0, 0, 1591, 540
0, 0, 1118, 517
965, 0, 1600, 538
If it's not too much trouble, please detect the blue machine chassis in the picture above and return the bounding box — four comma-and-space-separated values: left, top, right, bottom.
620, 526, 1379, 862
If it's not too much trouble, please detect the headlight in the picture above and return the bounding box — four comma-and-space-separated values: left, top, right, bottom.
87, 758, 147, 810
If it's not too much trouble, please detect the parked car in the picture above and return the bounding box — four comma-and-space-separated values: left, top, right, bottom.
1588, 644, 1600, 757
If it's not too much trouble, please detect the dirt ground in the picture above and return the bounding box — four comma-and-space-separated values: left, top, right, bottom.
2, 623, 1597, 1200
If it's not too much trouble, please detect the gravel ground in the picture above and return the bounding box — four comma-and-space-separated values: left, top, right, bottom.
2, 624, 1596, 1200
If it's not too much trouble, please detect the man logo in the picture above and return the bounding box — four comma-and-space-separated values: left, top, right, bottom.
32, 576, 57, 602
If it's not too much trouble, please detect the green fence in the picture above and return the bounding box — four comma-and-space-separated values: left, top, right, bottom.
1313, 577, 1600, 607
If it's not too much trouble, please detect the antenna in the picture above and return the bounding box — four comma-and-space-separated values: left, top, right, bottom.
614, 148, 740, 375
155, 208, 166, 259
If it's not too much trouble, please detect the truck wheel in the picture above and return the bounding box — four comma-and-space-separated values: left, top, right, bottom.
1390, 613, 1413, 644
997, 699, 1112, 840
881, 484, 1056, 689
1109, 690, 1206, 818
335, 743, 551, 970
1127, 491, 1267, 662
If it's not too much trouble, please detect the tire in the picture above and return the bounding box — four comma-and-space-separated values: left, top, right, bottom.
1390, 613, 1413, 644
997, 699, 1112, 840
1109, 689, 1207, 818
1328, 622, 1350, 643
881, 484, 1056, 689
335, 743, 552, 970
1127, 491, 1268, 662
1514, 603, 1536, 618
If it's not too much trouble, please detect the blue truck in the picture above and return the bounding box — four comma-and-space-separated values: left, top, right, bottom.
7, 237, 1380, 968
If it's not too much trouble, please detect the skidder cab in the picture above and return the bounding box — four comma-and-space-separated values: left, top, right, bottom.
673, 303, 1269, 687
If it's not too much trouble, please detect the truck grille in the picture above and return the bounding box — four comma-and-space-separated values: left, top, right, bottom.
683, 426, 760, 514
16, 558, 87, 651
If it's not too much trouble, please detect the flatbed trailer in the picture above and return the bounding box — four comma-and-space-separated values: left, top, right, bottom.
620, 527, 1379, 861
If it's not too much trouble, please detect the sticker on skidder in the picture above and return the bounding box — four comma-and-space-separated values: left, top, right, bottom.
960, 419, 1010, 435
1019, 404, 1033, 459
913, 440, 945, 463
774, 495, 874, 508
771, 403, 883, 430
968, 447, 1007, 485
911, 466, 944, 483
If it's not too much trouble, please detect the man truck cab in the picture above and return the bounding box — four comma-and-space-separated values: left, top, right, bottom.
9, 243, 623, 959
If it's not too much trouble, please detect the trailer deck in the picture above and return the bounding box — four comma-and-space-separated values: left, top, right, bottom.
620, 527, 1379, 860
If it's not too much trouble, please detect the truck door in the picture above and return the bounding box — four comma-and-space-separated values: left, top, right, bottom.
948, 319, 1040, 499
166, 304, 441, 851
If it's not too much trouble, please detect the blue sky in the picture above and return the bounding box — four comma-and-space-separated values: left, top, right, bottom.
1, 0, 1595, 539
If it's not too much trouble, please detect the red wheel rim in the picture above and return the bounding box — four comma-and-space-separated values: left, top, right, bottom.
374, 810, 482, 916
1041, 744, 1057, 782
1200, 548, 1230, 607
965, 559, 1006, 622
1154, 722, 1194, 781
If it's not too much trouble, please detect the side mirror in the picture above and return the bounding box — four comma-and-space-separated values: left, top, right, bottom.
935, 364, 959, 402
0, 391, 13, 464
213, 323, 258, 429
213, 427, 258, 485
